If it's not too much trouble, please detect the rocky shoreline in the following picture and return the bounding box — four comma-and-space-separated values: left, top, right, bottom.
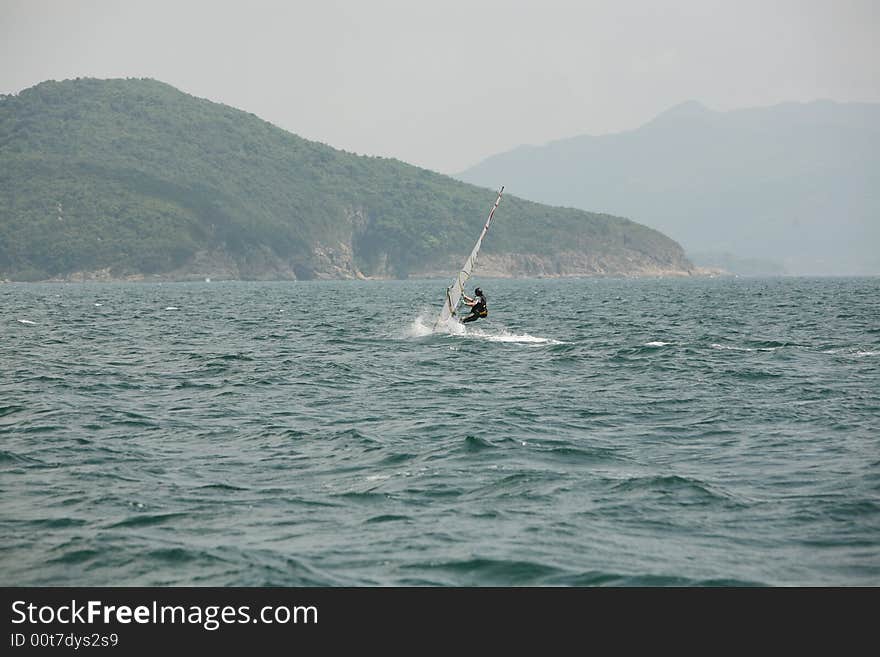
17, 247, 724, 283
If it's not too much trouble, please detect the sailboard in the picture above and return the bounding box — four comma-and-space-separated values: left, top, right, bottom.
434, 186, 504, 329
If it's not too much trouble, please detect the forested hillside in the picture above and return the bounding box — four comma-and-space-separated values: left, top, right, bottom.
0, 78, 694, 281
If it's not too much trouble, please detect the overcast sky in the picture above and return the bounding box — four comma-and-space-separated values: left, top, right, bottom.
2, 0, 878, 173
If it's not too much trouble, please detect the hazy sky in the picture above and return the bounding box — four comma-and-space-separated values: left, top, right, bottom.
2, 0, 878, 173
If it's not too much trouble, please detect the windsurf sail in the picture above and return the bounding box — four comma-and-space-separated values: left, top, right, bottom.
435, 186, 504, 327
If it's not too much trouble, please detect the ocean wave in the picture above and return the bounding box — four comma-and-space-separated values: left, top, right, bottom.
196, 483, 250, 492
378, 452, 417, 466
0, 404, 25, 419
542, 570, 766, 586
404, 557, 565, 586
47, 548, 103, 565
24, 517, 88, 529
821, 347, 879, 357
463, 435, 495, 451
364, 514, 412, 524
536, 444, 624, 463
0, 450, 47, 466
609, 474, 734, 504
106, 512, 191, 529
711, 343, 780, 352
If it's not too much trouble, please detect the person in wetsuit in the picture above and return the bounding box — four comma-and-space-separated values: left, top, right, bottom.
461, 287, 488, 323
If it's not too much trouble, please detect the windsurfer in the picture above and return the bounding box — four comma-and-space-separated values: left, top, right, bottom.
461, 288, 488, 323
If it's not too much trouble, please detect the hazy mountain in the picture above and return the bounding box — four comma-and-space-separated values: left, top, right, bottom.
457, 100, 880, 275
0, 78, 695, 282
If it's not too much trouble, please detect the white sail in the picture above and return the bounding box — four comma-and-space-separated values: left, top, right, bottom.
435, 186, 504, 327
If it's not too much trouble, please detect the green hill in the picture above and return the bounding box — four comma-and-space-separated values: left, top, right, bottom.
0, 78, 695, 281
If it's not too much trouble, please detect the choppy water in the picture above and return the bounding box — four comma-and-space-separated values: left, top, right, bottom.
1, 277, 878, 586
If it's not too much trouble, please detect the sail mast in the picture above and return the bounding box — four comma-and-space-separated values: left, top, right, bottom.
435, 186, 504, 327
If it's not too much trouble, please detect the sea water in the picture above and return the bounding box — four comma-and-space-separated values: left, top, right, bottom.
1, 276, 877, 585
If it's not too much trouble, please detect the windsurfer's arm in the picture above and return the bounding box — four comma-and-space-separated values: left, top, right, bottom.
462, 294, 474, 304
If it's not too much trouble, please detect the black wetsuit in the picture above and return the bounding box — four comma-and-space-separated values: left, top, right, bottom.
462, 293, 488, 323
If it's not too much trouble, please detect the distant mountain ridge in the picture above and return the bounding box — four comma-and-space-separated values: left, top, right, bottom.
457, 100, 880, 275
0, 78, 697, 282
